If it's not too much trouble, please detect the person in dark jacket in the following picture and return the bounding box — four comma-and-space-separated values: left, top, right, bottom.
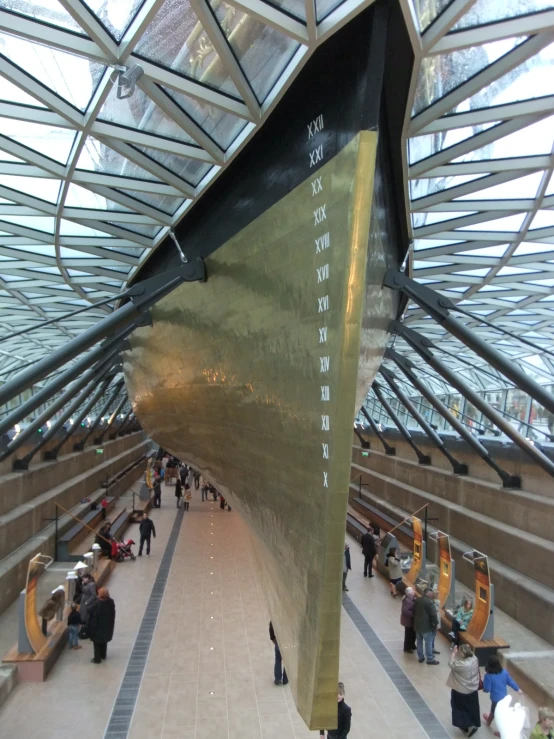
153, 478, 162, 508
400, 586, 417, 653
414, 587, 440, 665
325, 682, 352, 738
361, 526, 376, 578
138, 512, 156, 556
342, 544, 351, 592
269, 621, 288, 685
175, 478, 183, 508
88, 587, 116, 664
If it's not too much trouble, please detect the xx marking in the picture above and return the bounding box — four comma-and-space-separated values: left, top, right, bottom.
309, 145, 323, 168
314, 205, 327, 225
311, 176, 323, 196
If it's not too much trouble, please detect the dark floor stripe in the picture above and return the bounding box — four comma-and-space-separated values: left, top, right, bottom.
342, 595, 451, 739
103, 510, 184, 739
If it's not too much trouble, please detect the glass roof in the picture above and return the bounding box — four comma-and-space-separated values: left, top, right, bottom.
400, 0, 554, 399
0, 0, 554, 413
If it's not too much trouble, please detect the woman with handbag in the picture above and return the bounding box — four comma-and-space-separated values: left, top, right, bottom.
447, 644, 481, 737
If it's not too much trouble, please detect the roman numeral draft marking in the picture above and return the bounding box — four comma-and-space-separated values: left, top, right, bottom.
309, 145, 323, 168
317, 264, 329, 283
307, 114, 324, 139
318, 295, 329, 313
321, 415, 329, 431
320, 356, 330, 372
311, 176, 323, 196
314, 205, 326, 225
323, 471, 328, 488
322, 443, 329, 459
321, 385, 330, 401
319, 327, 327, 344
315, 232, 330, 254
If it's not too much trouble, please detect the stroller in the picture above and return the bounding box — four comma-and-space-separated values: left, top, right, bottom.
111, 538, 136, 562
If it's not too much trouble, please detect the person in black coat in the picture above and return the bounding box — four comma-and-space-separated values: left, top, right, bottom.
139, 512, 156, 556
321, 682, 352, 738
342, 544, 352, 592
360, 526, 376, 578
175, 478, 183, 508
88, 587, 115, 664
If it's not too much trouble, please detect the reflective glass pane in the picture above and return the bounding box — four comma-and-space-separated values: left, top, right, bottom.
456, 172, 543, 200
0, 118, 76, 164
453, 115, 554, 161
530, 210, 554, 229
0, 175, 61, 203
0, 77, 47, 107
316, 0, 344, 21
462, 213, 526, 231
410, 174, 486, 202
413, 38, 524, 115
98, 84, 196, 143
134, 0, 240, 97
65, 183, 132, 210
449, 39, 554, 114
81, 0, 144, 41
1, 0, 86, 33
412, 0, 453, 32
209, 0, 300, 102
107, 221, 161, 238
453, 0, 554, 30
134, 145, 211, 186
163, 87, 247, 149
0, 32, 104, 111
77, 139, 163, 181
265, 0, 306, 19
117, 188, 183, 215
409, 122, 498, 164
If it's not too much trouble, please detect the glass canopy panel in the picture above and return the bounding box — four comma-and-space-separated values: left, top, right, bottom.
413, 38, 524, 115
0, 0, 87, 33
133, 0, 240, 97
64, 183, 132, 211
530, 210, 554, 229
76, 139, 163, 181
452, 116, 554, 162
98, 84, 196, 144
0, 175, 61, 203
163, 87, 247, 150
411, 0, 453, 32
81, 0, 144, 41
134, 145, 211, 186
265, 0, 306, 19
410, 174, 486, 202
0, 32, 104, 111
456, 172, 544, 200
107, 221, 161, 238
209, 0, 300, 102
452, 0, 554, 30
0, 77, 47, 107
315, 0, 345, 21
451, 39, 554, 113
116, 188, 183, 215
409, 122, 498, 164
0, 118, 76, 165
0, 215, 54, 232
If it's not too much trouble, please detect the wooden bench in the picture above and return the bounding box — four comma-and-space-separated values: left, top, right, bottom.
439, 609, 509, 665
101, 455, 147, 491
109, 508, 130, 540
57, 497, 115, 561
129, 492, 153, 523
351, 497, 414, 543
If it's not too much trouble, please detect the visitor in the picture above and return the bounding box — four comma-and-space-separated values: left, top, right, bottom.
101, 495, 109, 520
95, 521, 112, 558
153, 476, 161, 508
400, 586, 416, 653
67, 603, 82, 650
482, 655, 522, 735
361, 526, 376, 578
386, 547, 402, 597
447, 644, 480, 737
179, 464, 187, 484
220, 494, 226, 510
200, 476, 208, 502
327, 682, 351, 739
414, 587, 440, 665
88, 587, 116, 664
530, 707, 554, 738
184, 480, 191, 511
269, 621, 288, 685
138, 512, 156, 557
79, 574, 97, 638
39, 594, 60, 637
193, 470, 200, 490
175, 478, 183, 508
449, 596, 474, 647
342, 543, 351, 592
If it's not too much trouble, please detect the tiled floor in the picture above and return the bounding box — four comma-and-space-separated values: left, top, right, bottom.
0, 488, 535, 739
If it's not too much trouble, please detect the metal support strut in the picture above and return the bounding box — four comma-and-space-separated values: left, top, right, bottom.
360, 406, 396, 455
94, 395, 127, 445
372, 381, 431, 465
386, 348, 520, 488
74, 381, 124, 451
391, 322, 554, 481
379, 367, 468, 475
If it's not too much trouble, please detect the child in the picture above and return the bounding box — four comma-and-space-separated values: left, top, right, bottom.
482, 655, 523, 736
101, 495, 109, 520
530, 707, 554, 738
67, 603, 82, 650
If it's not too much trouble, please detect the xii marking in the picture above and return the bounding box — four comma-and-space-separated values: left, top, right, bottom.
321, 415, 329, 431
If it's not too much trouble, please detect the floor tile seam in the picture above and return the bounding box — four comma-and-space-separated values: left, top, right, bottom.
103, 508, 185, 739
342, 595, 451, 739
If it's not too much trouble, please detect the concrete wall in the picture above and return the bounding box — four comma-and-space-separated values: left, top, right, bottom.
0, 444, 148, 616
